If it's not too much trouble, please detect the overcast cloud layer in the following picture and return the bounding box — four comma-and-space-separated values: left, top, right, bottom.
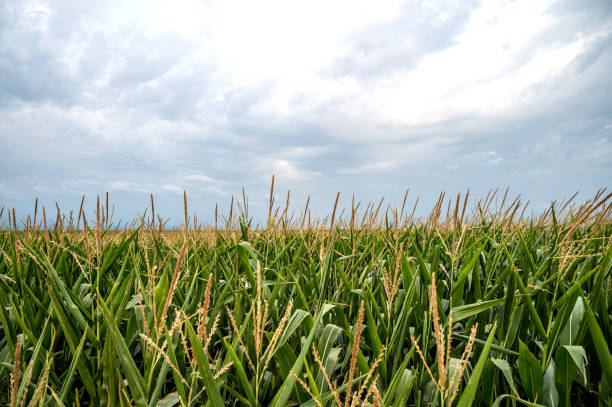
1, 0, 611, 225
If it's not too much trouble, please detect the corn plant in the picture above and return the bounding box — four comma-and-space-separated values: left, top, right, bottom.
0, 187, 610, 406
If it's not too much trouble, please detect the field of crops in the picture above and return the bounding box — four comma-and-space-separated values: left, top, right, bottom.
1, 188, 611, 406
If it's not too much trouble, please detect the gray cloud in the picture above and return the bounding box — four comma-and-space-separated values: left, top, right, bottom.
1, 0, 611, 225
326, 0, 479, 78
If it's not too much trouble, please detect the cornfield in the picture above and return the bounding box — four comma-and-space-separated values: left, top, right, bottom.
1, 185, 611, 406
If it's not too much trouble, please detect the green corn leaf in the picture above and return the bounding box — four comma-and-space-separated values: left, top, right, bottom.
271, 303, 335, 407
492, 394, 547, 407
185, 317, 225, 407
223, 337, 257, 407
456, 321, 497, 407
451, 298, 504, 322
545, 292, 580, 365
561, 345, 588, 386
580, 293, 612, 386
59, 331, 87, 402
519, 340, 544, 403
542, 360, 558, 407
491, 358, 519, 396
554, 346, 576, 407
98, 288, 147, 407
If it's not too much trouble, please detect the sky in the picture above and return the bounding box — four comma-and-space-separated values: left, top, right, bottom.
1, 0, 611, 226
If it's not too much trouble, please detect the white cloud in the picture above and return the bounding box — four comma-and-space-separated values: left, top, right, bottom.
344, 1, 602, 128
528, 169, 553, 176
20, 4, 52, 31
108, 181, 143, 192
185, 174, 216, 183
161, 184, 184, 195
588, 137, 612, 164
338, 160, 398, 174
200, 185, 227, 197
275, 160, 322, 181
207, 0, 404, 82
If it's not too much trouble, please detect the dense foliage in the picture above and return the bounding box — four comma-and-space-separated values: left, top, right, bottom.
1, 189, 611, 406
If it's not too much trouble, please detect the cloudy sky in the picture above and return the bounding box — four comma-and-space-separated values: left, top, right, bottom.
1, 0, 611, 226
